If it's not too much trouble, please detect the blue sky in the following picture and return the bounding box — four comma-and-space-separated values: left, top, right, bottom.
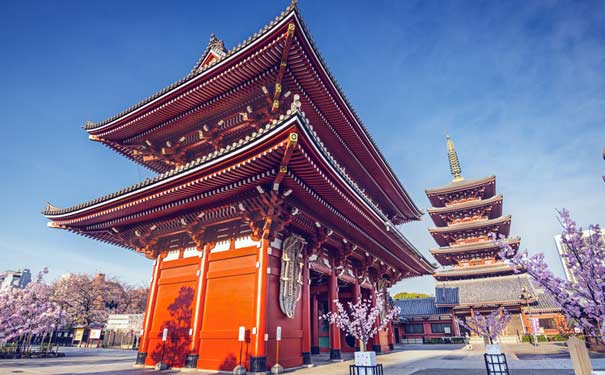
1, 0, 603, 291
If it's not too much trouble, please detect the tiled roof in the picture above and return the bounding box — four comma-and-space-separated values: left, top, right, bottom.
44, 111, 299, 216
435, 273, 533, 306
394, 298, 451, 317
79, 1, 423, 222
85, 2, 298, 131
435, 287, 459, 305
427, 194, 503, 215
425, 175, 496, 195
531, 292, 562, 312
433, 263, 515, 279
430, 238, 520, 255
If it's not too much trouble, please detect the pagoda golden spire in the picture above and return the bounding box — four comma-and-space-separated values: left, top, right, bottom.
446, 135, 464, 182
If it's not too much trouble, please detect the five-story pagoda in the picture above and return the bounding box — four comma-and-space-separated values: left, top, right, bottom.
43, 1, 434, 373
426, 137, 529, 338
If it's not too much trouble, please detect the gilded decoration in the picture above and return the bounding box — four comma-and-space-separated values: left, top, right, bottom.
279, 234, 306, 318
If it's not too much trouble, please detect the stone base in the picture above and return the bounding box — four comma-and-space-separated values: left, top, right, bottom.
250, 355, 267, 373
135, 352, 147, 365
185, 353, 198, 368
302, 352, 312, 365
372, 345, 382, 353
155, 362, 169, 371
330, 348, 342, 360
311, 346, 320, 355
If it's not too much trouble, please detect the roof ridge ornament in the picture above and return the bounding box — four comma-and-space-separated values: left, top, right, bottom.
43, 202, 60, 214
208, 33, 227, 56
446, 135, 464, 182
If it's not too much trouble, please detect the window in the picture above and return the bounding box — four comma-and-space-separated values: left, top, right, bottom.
404, 324, 424, 334
431, 323, 452, 334
539, 318, 556, 330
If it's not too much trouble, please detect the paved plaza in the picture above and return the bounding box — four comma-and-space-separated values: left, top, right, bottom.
1, 343, 604, 375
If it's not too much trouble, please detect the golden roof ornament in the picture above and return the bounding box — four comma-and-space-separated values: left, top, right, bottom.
446, 135, 464, 182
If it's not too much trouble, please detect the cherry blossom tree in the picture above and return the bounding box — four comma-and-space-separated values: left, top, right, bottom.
495, 209, 605, 341
0, 268, 62, 352
321, 293, 400, 352
52, 273, 149, 327
458, 308, 511, 344
121, 285, 149, 314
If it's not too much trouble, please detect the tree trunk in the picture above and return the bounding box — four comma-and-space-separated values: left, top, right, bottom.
360, 340, 365, 352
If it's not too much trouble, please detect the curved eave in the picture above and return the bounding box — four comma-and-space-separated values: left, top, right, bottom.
425, 176, 496, 208
427, 194, 502, 215
428, 215, 512, 234
427, 195, 503, 227
428, 216, 512, 248
47, 112, 392, 227
83, 5, 422, 223
430, 237, 521, 266
433, 264, 516, 281
46, 114, 299, 219
47, 112, 434, 273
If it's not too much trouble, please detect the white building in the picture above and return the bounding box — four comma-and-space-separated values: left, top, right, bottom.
554, 230, 605, 283
0, 269, 32, 289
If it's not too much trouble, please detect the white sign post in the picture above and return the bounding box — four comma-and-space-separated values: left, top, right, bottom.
155, 328, 169, 371
234, 326, 247, 375
238, 326, 246, 342
272, 326, 283, 374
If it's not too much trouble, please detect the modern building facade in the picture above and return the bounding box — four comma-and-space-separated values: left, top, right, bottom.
0, 269, 32, 289
554, 230, 605, 284
43, 2, 434, 372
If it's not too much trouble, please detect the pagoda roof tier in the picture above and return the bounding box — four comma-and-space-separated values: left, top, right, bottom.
427, 194, 503, 227
428, 215, 512, 247
81, 3, 421, 225
433, 262, 516, 281
434, 273, 535, 307
426, 176, 496, 208
44, 111, 434, 276
430, 237, 520, 266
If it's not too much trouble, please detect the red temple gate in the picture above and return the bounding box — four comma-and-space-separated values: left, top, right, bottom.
44, 2, 434, 373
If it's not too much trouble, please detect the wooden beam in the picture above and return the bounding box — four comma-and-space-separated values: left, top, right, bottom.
271, 23, 296, 114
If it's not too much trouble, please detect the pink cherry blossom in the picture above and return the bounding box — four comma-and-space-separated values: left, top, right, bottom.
321, 292, 400, 351
495, 209, 605, 341
457, 308, 511, 344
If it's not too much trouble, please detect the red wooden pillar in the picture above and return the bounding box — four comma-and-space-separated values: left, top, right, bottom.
301, 251, 312, 365
249, 237, 271, 373
470, 308, 477, 337
499, 308, 508, 336
423, 321, 432, 339
520, 309, 529, 335
352, 277, 361, 350
137, 253, 163, 365
311, 293, 319, 355
371, 287, 381, 353
387, 321, 394, 351
186, 243, 212, 368
451, 312, 460, 336
328, 263, 341, 360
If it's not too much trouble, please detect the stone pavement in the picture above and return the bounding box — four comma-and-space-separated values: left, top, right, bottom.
0, 343, 604, 375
